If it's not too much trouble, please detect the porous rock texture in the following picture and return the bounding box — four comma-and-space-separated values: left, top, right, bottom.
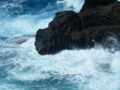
35, 0, 120, 55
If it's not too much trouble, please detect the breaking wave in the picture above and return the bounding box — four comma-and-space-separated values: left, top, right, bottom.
0, 0, 120, 90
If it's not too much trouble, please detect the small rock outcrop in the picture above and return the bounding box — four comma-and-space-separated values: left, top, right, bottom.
35, 0, 120, 55
35, 11, 82, 54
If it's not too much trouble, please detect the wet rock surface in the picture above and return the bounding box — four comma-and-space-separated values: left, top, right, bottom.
35, 11, 82, 54
35, 0, 120, 55
80, 0, 120, 29
6, 35, 35, 44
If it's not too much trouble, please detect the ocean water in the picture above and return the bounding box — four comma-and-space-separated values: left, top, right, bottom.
0, 0, 120, 90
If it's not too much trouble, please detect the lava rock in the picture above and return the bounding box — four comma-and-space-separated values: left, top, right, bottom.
35, 0, 120, 55
84, 0, 117, 6
80, 0, 120, 29
79, 26, 120, 50
35, 11, 82, 55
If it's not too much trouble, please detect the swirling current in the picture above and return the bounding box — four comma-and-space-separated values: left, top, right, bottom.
0, 0, 120, 90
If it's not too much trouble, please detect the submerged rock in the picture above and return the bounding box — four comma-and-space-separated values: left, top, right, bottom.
6, 35, 35, 44
0, 51, 17, 60
35, 0, 120, 55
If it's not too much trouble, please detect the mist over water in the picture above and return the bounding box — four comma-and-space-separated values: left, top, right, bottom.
0, 0, 120, 90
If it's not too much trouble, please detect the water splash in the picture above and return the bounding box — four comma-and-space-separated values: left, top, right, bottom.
0, 0, 120, 90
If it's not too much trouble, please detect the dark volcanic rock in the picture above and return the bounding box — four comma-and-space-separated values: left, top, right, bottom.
80, 26, 120, 50
35, 11, 82, 55
35, 0, 120, 55
80, 0, 120, 29
84, 0, 117, 6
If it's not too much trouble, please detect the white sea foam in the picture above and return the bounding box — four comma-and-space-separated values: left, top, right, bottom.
64, 0, 84, 12
57, 0, 84, 12
5, 38, 120, 90
0, 15, 52, 37
0, 0, 120, 90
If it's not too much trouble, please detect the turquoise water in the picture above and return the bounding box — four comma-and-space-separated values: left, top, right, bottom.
0, 0, 120, 90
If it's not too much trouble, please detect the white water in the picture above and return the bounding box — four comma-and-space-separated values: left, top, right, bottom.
0, 0, 120, 90
3, 38, 120, 90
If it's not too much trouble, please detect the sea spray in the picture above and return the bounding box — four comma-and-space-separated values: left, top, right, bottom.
0, 0, 120, 90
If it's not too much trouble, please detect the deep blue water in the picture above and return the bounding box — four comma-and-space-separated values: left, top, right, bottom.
0, 0, 120, 90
